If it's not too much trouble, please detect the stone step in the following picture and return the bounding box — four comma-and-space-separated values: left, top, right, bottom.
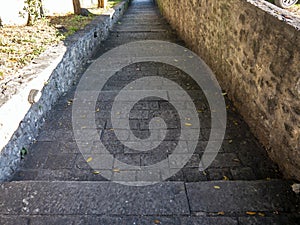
112, 25, 169, 32
0, 214, 298, 225
186, 180, 299, 213
0, 180, 298, 217
125, 12, 160, 16
122, 14, 162, 19
112, 29, 168, 33
119, 19, 169, 25
126, 9, 159, 13
113, 23, 169, 28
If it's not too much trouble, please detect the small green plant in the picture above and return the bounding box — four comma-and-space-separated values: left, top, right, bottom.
69, 26, 79, 33
20, 147, 28, 159
32, 46, 45, 55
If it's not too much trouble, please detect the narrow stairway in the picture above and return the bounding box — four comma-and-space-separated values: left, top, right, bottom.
0, 0, 299, 224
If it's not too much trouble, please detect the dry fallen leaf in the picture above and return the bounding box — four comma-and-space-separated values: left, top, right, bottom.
221, 92, 227, 96
218, 211, 225, 215
185, 123, 192, 127
291, 184, 300, 194
93, 170, 100, 175
113, 168, 120, 173
246, 211, 257, 215
228, 140, 233, 144
154, 219, 160, 224
86, 157, 93, 163
96, 108, 100, 112
258, 212, 265, 217
222, 176, 229, 181
213, 185, 221, 189
67, 99, 73, 106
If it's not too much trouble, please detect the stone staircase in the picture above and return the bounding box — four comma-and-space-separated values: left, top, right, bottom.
0, 0, 299, 224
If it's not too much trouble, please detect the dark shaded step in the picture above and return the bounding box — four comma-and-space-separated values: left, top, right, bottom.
0, 180, 298, 216
112, 26, 169, 32
126, 9, 159, 13
118, 16, 168, 23
0, 181, 189, 216
0, 214, 299, 225
186, 180, 299, 213
122, 14, 162, 19
123, 11, 160, 14
111, 29, 168, 33
113, 24, 169, 29
103, 31, 179, 43
118, 19, 169, 25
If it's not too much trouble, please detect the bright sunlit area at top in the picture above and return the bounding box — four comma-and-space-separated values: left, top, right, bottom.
0, 0, 121, 80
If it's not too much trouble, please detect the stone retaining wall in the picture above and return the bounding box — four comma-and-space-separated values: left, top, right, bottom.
156, 0, 300, 180
0, 0, 130, 181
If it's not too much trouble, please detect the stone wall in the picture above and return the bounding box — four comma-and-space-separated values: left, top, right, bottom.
156, 0, 300, 180
0, 0, 130, 181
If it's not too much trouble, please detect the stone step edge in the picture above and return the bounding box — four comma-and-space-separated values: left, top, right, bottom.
0, 214, 299, 225
0, 180, 298, 215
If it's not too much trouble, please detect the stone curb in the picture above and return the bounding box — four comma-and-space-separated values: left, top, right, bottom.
0, 0, 130, 181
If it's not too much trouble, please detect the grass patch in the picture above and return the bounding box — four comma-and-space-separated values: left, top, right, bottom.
48, 14, 96, 38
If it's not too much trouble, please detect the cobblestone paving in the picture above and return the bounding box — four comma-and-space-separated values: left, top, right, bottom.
6, 0, 299, 224
12, 0, 281, 183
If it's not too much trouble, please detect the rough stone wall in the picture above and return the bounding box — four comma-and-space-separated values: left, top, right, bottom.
157, 0, 300, 180
0, 1, 129, 181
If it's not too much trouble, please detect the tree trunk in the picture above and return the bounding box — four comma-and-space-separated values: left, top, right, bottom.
26, 0, 44, 26
73, 0, 81, 15
98, 0, 107, 8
